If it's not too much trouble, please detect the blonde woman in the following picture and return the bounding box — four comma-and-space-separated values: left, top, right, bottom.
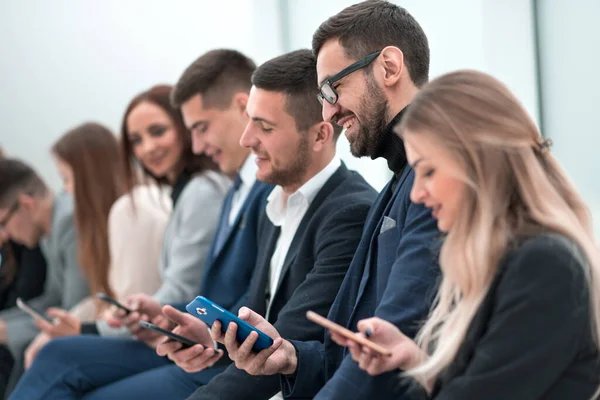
332, 70, 600, 399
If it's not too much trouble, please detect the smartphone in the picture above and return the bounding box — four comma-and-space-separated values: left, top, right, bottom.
16, 298, 53, 323
306, 311, 392, 356
186, 296, 274, 352
138, 321, 198, 349
96, 292, 133, 314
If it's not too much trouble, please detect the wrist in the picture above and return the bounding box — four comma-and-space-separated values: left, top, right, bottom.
281, 340, 298, 375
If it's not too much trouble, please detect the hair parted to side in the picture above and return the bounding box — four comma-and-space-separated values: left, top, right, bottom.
0, 159, 47, 208
171, 49, 256, 109
121, 84, 217, 190
52, 122, 125, 311
252, 49, 342, 138
396, 70, 600, 393
312, 0, 430, 87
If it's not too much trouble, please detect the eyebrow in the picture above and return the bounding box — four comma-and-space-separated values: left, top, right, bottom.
251, 116, 276, 126
410, 157, 424, 169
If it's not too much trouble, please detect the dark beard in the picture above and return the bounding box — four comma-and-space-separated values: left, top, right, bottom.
261, 133, 310, 188
348, 74, 389, 158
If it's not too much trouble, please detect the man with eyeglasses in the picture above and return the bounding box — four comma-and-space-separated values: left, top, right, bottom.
0, 158, 88, 391
211, 2, 441, 400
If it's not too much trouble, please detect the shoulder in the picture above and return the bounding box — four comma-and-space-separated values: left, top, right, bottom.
52, 192, 76, 236
323, 169, 378, 206
177, 171, 230, 208
109, 185, 171, 222
499, 233, 590, 299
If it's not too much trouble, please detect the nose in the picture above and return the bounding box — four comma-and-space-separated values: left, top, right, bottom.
140, 137, 157, 157
322, 101, 339, 124
410, 177, 427, 204
239, 122, 258, 149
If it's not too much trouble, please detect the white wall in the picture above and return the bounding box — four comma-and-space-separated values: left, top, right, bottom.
285, 0, 539, 190
536, 0, 600, 235
0, 0, 283, 190
1, 0, 538, 194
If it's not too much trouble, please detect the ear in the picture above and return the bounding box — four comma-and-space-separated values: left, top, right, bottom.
378, 46, 404, 88
232, 92, 249, 116
311, 121, 334, 152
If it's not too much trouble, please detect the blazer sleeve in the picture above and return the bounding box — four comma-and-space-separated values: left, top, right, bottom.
187, 196, 374, 400
153, 177, 226, 304
434, 237, 592, 400
309, 198, 441, 400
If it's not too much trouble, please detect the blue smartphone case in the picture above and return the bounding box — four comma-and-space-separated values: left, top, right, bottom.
186, 296, 274, 351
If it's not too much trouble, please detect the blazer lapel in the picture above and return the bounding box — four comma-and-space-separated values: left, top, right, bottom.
249, 223, 280, 316
270, 164, 350, 303
348, 167, 410, 324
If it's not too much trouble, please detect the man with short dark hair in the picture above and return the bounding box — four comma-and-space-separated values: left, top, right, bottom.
171, 49, 377, 400
211, 2, 441, 400
0, 158, 87, 389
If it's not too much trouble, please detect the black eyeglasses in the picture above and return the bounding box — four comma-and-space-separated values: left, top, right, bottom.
0, 201, 19, 230
317, 51, 382, 106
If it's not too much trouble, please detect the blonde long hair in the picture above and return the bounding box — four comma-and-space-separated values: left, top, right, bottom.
397, 70, 600, 389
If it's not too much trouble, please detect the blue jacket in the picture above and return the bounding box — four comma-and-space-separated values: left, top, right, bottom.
284, 167, 441, 400
173, 180, 273, 314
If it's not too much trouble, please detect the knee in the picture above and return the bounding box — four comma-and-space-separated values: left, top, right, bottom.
35, 336, 92, 364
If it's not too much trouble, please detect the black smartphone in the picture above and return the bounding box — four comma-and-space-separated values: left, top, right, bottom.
16, 298, 53, 323
138, 321, 198, 349
96, 292, 133, 314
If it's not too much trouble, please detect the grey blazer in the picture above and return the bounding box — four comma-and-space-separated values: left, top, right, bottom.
152, 170, 230, 304
0, 192, 89, 354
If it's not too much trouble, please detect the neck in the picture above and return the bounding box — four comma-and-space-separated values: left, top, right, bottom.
281, 149, 335, 195
39, 193, 55, 236
386, 84, 419, 125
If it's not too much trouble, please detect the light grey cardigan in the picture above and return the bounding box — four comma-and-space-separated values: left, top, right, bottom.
0, 192, 89, 354
152, 170, 230, 305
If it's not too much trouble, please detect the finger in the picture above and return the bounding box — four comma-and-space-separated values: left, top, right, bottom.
248, 337, 283, 373
177, 345, 208, 364
357, 318, 377, 337
46, 308, 69, 320
34, 318, 54, 333
122, 311, 141, 328
162, 305, 187, 326
156, 340, 182, 357
106, 317, 122, 328
365, 353, 383, 376
347, 340, 362, 362
358, 351, 373, 372
129, 314, 149, 335
223, 322, 240, 356
211, 321, 225, 343
236, 330, 259, 361
329, 331, 349, 347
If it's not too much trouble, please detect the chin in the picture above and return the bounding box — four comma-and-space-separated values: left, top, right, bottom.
437, 219, 450, 233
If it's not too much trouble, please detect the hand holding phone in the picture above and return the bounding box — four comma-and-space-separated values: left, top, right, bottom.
96, 293, 133, 314
16, 298, 53, 323
306, 311, 392, 356
138, 321, 197, 349
186, 296, 274, 352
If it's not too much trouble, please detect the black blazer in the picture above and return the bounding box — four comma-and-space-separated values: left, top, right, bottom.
188, 163, 377, 400
430, 233, 600, 400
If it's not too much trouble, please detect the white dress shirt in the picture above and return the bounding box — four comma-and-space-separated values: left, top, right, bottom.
265, 156, 342, 313
229, 154, 258, 225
